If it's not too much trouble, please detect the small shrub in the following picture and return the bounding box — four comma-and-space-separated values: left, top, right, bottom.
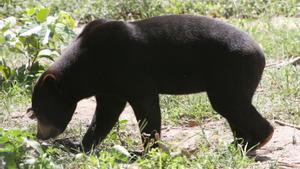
0, 6, 75, 92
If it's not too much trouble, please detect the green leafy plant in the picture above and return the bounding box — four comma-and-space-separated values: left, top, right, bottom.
0, 128, 61, 168
0, 6, 75, 91
0, 129, 34, 168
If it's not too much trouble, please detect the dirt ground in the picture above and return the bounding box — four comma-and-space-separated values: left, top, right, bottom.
5, 97, 300, 168
6, 97, 299, 168
73, 98, 300, 169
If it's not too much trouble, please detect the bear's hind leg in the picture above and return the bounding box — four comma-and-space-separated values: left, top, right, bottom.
206, 80, 273, 150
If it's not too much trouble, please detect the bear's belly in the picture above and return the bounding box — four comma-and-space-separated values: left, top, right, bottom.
156, 75, 206, 95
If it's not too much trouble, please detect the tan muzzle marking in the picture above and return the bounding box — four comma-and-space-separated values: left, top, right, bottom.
37, 121, 61, 140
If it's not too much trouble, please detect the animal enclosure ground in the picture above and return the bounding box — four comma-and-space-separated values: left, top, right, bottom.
1, 2, 300, 167
3, 96, 299, 168
74, 98, 300, 169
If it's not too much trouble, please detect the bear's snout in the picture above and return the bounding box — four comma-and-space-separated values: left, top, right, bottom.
37, 121, 62, 140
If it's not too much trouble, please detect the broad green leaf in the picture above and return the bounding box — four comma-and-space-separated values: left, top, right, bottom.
9, 130, 23, 137
14, 41, 23, 52
40, 54, 57, 61
4, 17, 16, 28
58, 11, 75, 29
26, 8, 36, 16
24, 138, 44, 154
0, 66, 11, 80
23, 158, 36, 165
26, 36, 40, 48
0, 144, 14, 153
112, 145, 131, 157
7, 40, 24, 54
36, 8, 50, 23
0, 136, 9, 144
46, 16, 56, 25
42, 28, 50, 45
0, 34, 5, 44
54, 23, 65, 34
38, 49, 59, 61
37, 49, 52, 56
89, 156, 98, 165
75, 153, 84, 160
20, 25, 42, 37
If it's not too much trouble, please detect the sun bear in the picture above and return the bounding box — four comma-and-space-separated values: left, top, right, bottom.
27, 15, 274, 152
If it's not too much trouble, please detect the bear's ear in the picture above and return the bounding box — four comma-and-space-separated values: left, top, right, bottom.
26, 108, 36, 119
41, 74, 57, 86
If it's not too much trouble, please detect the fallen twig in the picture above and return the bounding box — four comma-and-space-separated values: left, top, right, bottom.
12, 115, 25, 119
278, 161, 300, 168
274, 120, 300, 130
266, 56, 300, 68
155, 133, 170, 153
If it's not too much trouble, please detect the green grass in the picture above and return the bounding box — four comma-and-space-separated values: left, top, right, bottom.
0, 124, 257, 168
255, 65, 300, 122
230, 17, 300, 59
160, 94, 218, 125
0, 82, 30, 119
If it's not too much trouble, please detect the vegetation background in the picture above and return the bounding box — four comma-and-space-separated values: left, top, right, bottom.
0, 0, 299, 168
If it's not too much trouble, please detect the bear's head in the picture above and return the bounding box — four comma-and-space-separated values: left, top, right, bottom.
27, 73, 77, 140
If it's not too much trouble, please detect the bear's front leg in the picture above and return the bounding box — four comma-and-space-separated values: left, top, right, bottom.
81, 95, 126, 152
128, 93, 161, 150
